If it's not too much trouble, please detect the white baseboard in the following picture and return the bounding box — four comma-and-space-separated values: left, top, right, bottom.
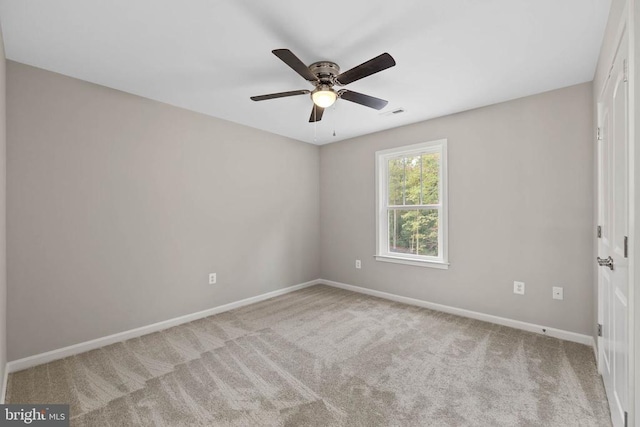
321, 279, 594, 346
6, 279, 322, 374
1, 364, 7, 403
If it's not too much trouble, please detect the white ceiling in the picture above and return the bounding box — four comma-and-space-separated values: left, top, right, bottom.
0, 0, 610, 145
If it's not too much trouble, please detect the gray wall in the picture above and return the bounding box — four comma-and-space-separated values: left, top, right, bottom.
320, 83, 594, 335
7, 62, 320, 360
0, 29, 6, 390
6, 59, 595, 360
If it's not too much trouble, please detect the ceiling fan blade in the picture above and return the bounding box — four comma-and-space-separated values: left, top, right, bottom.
335, 53, 396, 86
250, 90, 310, 101
272, 49, 318, 82
309, 104, 324, 122
339, 90, 388, 110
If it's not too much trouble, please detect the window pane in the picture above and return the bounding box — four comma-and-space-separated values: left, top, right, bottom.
421, 152, 440, 204
388, 209, 438, 256
404, 156, 421, 205
387, 155, 422, 205
388, 158, 404, 205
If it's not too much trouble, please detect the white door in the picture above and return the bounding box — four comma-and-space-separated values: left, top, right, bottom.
597, 30, 629, 427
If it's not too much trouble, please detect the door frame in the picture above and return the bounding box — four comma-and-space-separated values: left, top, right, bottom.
596, 2, 636, 425
629, 0, 638, 425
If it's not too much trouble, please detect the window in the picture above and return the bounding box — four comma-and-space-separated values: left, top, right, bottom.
375, 139, 448, 269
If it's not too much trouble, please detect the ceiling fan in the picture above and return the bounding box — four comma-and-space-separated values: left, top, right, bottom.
250, 49, 396, 122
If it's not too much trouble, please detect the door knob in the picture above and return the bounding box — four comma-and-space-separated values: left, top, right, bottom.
597, 256, 614, 271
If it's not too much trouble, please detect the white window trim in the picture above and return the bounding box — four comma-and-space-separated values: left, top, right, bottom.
375, 139, 449, 269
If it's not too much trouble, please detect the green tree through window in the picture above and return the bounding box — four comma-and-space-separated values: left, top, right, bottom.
387, 153, 439, 256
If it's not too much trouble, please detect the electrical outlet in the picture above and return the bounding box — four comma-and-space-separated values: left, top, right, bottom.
513, 281, 525, 295
209, 273, 217, 285
552, 286, 563, 300
355, 260, 361, 269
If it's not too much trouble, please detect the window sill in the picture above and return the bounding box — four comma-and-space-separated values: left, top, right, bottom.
375, 255, 449, 269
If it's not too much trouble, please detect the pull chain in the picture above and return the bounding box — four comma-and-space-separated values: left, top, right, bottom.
313, 107, 317, 143
332, 103, 337, 138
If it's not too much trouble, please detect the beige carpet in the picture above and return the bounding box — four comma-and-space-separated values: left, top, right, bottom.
6, 285, 610, 426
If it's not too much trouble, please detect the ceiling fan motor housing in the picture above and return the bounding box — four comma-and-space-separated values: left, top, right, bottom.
308, 61, 340, 86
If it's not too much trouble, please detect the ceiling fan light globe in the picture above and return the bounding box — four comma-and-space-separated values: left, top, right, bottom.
312, 90, 337, 108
